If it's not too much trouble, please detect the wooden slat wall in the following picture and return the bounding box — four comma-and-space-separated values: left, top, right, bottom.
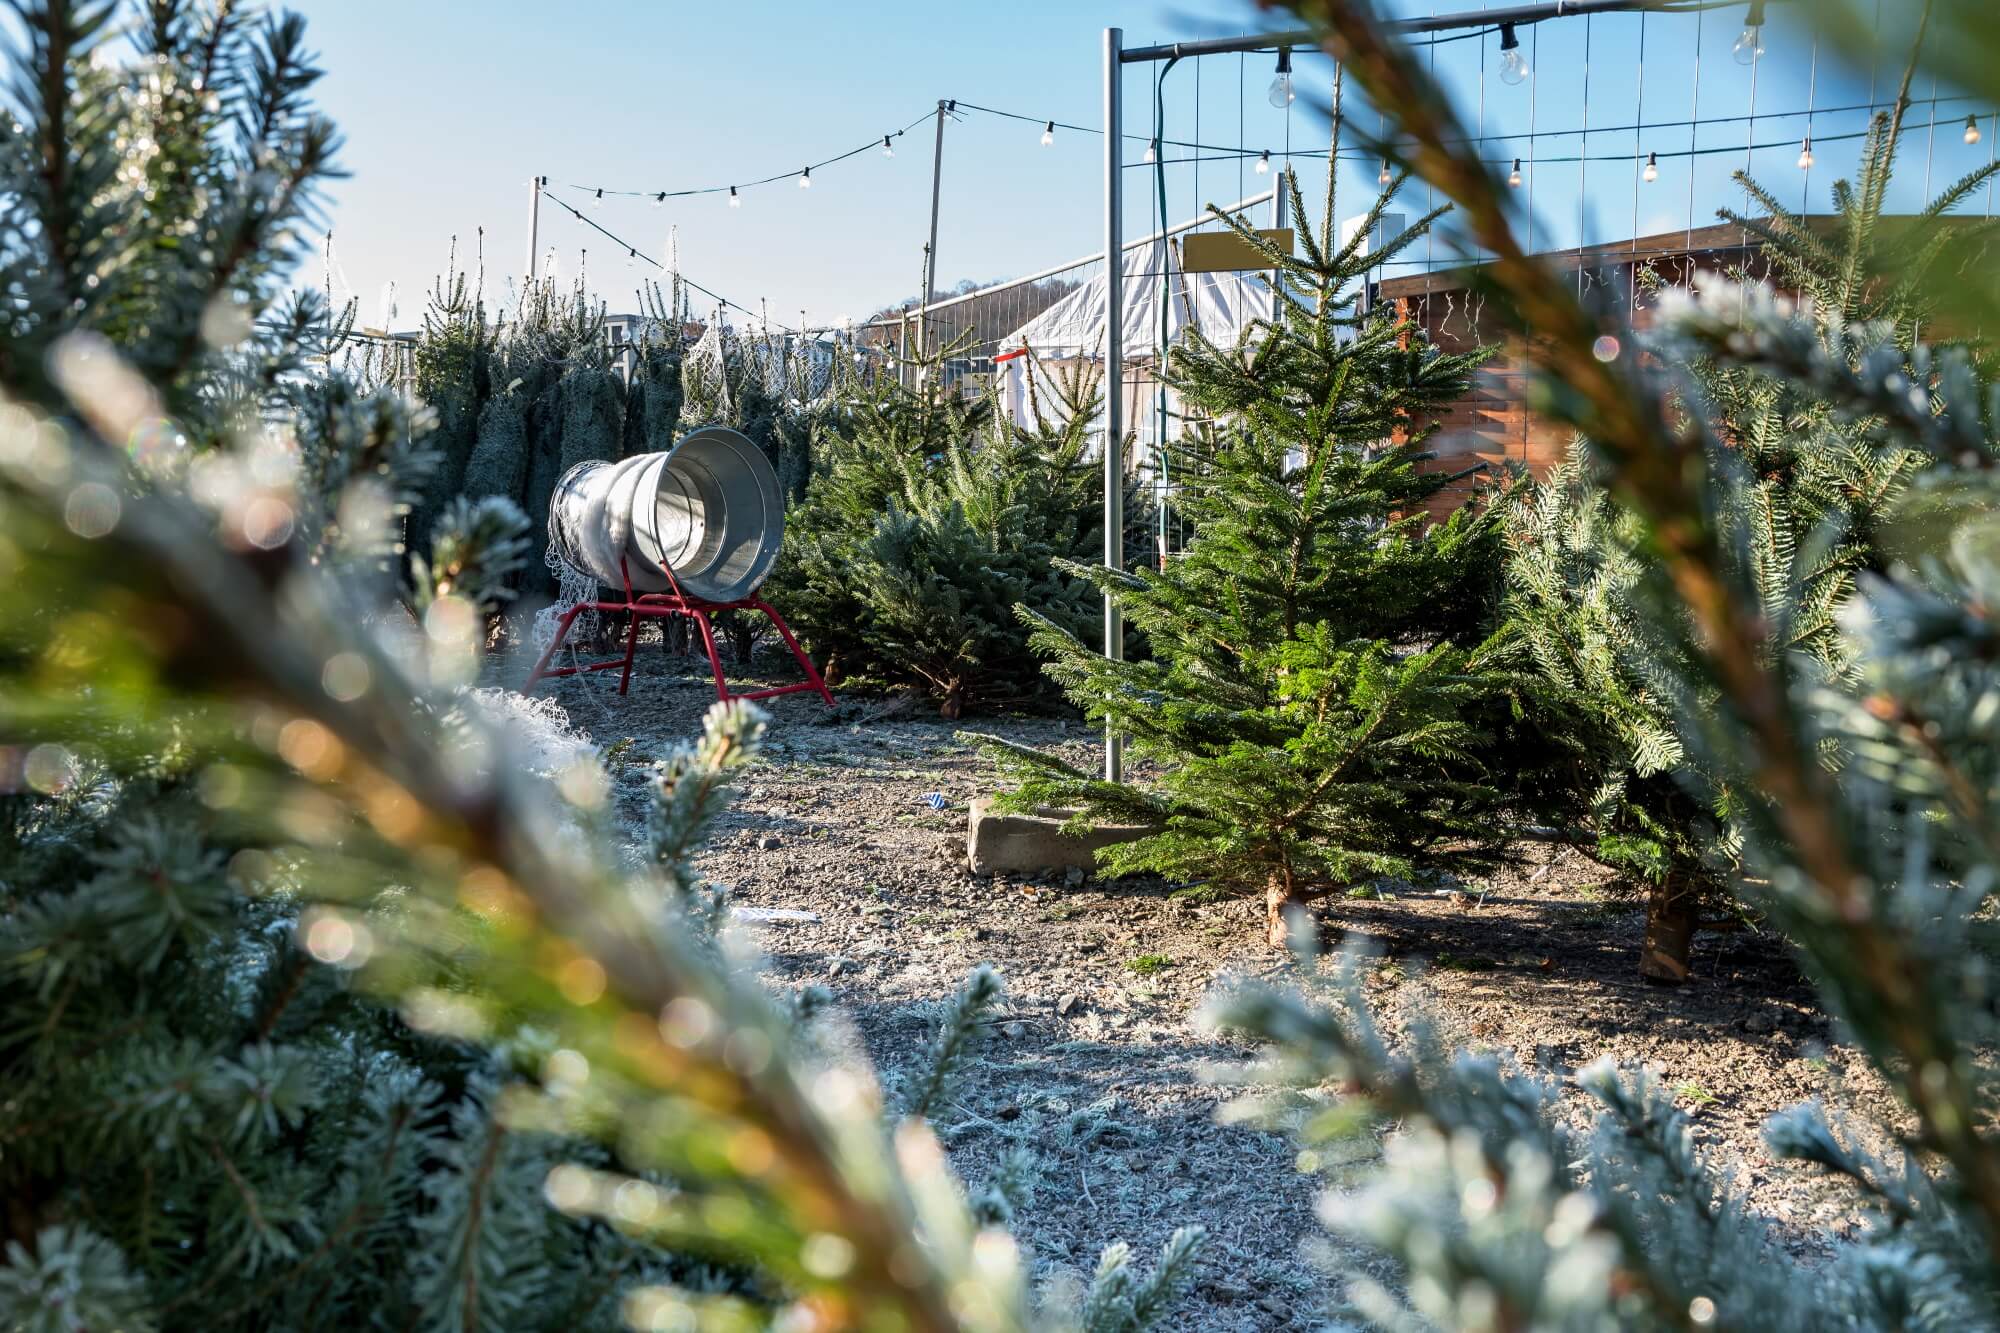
1377, 227, 1774, 523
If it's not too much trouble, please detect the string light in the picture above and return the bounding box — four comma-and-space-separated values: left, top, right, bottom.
1041, 120, 1055, 147
1797, 135, 1814, 170
882, 135, 894, 158
652, 192, 665, 207
1255, 149, 1270, 174
1498, 23, 1529, 86
728, 185, 740, 208
1144, 139, 1156, 163
1509, 158, 1523, 188
592, 188, 603, 208
626, 247, 636, 268
1267, 48, 1294, 108
1967, 115, 1983, 146
1379, 158, 1393, 186
799, 166, 812, 189
1643, 150, 1659, 182
1733, 1, 1766, 66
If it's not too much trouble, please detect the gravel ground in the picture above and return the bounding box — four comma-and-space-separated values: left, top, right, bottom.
496, 636, 1899, 1329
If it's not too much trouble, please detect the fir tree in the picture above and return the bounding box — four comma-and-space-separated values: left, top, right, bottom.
0, 11, 1207, 1326
1243, 4, 2000, 1321
776, 353, 1130, 715
980, 152, 1512, 944
1502, 77, 1998, 981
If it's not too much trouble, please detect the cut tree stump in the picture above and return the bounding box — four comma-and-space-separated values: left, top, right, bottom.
965, 798, 1152, 878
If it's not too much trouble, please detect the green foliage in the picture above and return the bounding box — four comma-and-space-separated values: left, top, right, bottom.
1499, 87, 1987, 973
0, 14, 1207, 1330
775, 356, 1129, 714
981, 160, 1512, 940
1258, 1, 2000, 1322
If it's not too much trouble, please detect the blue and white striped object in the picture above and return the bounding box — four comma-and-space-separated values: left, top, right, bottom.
923, 792, 947, 811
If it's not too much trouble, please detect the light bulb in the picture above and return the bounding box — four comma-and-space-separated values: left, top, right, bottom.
1267, 48, 1294, 108
1967, 115, 1983, 146
1041, 120, 1055, 147
1255, 149, 1270, 175
1508, 158, 1523, 188
592, 188, 604, 208
1379, 158, 1393, 187
1498, 23, 1529, 86
1144, 140, 1156, 163
799, 167, 811, 189
1733, 1, 1765, 66
1798, 136, 1814, 170
1643, 150, 1659, 182
728, 185, 740, 208
882, 135, 894, 158
652, 192, 665, 208
626, 248, 636, 268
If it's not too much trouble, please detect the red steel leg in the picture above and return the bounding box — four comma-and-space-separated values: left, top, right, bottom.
523, 603, 587, 691
751, 598, 836, 707
616, 603, 642, 696
689, 610, 732, 703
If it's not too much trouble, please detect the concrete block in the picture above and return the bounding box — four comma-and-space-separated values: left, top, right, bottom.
965, 797, 1153, 877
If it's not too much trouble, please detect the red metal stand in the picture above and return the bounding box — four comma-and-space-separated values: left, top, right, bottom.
523, 557, 834, 707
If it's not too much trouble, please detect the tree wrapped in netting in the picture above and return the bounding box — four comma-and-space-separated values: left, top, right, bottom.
1219, 3, 2000, 1323
978, 141, 1515, 943
775, 352, 1137, 715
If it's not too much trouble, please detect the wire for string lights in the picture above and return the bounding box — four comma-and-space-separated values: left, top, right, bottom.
536, 189, 793, 331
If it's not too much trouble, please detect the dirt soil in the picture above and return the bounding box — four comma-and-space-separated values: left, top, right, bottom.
502, 639, 1896, 1331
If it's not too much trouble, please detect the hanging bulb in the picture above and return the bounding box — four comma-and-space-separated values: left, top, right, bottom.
1967, 115, 1983, 146
728, 185, 740, 208
1798, 136, 1814, 170
1733, 1, 1766, 66
1041, 120, 1055, 147
1498, 23, 1529, 86
652, 191, 665, 207
1508, 158, 1523, 188
799, 167, 811, 189
882, 135, 894, 158
1144, 139, 1156, 163
626, 248, 636, 268
1267, 48, 1294, 109
1255, 148, 1270, 175
592, 188, 604, 208
1643, 150, 1659, 182
1379, 158, 1393, 187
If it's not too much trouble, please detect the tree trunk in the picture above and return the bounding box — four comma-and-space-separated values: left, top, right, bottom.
1639, 873, 1698, 984
1265, 874, 1301, 949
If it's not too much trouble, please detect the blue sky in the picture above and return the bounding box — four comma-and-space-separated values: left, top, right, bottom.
290, 2, 1992, 333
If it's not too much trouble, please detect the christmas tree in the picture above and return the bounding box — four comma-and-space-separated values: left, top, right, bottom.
1501, 87, 1997, 981
981, 143, 1513, 945
776, 352, 1135, 715
1232, 4, 2000, 1321
0, 7, 1206, 1326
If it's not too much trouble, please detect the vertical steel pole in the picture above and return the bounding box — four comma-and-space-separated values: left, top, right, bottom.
920, 100, 949, 365
524, 175, 543, 289
1103, 28, 1126, 783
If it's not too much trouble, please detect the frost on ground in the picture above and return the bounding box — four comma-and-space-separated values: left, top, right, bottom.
489, 644, 1898, 1331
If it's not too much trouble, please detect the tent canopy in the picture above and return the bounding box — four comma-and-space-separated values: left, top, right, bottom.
997, 236, 1274, 364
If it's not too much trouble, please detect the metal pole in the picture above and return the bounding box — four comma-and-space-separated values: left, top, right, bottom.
1103, 27, 1126, 783
920, 99, 949, 363
524, 175, 543, 289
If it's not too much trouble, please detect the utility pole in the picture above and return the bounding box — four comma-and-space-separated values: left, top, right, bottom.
918, 99, 951, 364
1102, 30, 1125, 782
524, 175, 544, 290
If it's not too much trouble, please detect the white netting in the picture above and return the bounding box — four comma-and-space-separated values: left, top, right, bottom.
530, 534, 601, 657
463, 687, 600, 775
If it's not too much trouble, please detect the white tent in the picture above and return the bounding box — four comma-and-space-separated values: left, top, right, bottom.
993, 237, 1274, 452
